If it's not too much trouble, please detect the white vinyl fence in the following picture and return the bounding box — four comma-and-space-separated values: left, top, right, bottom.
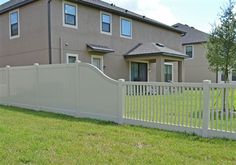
0, 62, 235, 140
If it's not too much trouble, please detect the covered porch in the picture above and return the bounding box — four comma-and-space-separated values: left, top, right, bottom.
124, 43, 188, 82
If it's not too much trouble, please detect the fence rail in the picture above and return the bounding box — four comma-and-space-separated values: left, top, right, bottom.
0, 63, 235, 140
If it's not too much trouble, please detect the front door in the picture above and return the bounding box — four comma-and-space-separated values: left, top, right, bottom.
131, 62, 148, 81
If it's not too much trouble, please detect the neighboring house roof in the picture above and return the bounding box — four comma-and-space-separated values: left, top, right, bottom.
173, 23, 209, 45
87, 44, 114, 53
0, 0, 35, 14
0, 0, 184, 34
124, 43, 187, 59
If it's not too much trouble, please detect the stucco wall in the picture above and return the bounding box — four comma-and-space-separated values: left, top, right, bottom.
183, 43, 216, 83
0, 0, 49, 67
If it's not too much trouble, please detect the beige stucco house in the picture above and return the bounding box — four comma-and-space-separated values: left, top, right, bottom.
0, 0, 187, 82
173, 23, 218, 83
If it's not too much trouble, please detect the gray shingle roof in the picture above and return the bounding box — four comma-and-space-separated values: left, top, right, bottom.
124, 43, 187, 59
0, 0, 34, 14
0, 0, 184, 34
173, 23, 209, 45
87, 43, 114, 53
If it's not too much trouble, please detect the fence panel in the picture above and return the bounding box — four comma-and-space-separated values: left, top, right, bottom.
209, 83, 236, 133
124, 82, 204, 130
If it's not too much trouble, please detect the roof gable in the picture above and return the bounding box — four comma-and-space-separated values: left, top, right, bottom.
173, 23, 209, 45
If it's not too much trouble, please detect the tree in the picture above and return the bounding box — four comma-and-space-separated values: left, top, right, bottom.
207, 0, 236, 111
207, 0, 236, 83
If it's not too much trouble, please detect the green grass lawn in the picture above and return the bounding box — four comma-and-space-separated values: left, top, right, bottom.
0, 106, 236, 164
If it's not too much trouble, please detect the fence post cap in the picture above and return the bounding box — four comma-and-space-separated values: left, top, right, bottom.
34, 63, 39, 66
6, 65, 10, 68
118, 79, 125, 82
203, 80, 211, 83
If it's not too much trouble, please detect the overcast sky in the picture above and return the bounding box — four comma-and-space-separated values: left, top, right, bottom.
0, 0, 230, 33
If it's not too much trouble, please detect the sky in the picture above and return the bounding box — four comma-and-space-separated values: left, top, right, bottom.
0, 0, 230, 33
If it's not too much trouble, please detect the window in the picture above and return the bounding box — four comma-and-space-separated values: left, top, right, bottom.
101, 12, 112, 34
66, 54, 78, 63
120, 17, 132, 38
185, 45, 193, 58
218, 70, 236, 83
130, 62, 148, 81
63, 1, 78, 28
9, 10, 19, 39
164, 63, 173, 82
232, 70, 236, 81
91, 55, 103, 71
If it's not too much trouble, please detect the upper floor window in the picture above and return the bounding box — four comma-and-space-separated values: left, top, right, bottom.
9, 10, 19, 39
101, 12, 112, 35
63, 1, 78, 28
185, 45, 193, 58
120, 17, 132, 38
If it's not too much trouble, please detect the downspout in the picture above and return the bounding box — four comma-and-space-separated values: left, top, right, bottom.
48, 0, 52, 64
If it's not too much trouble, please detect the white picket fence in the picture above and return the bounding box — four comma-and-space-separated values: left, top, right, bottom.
122, 81, 236, 139
0, 62, 235, 140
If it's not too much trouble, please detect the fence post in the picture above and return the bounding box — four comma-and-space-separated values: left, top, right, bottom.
118, 79, 125, 124
202, 80, 211, 137
75, 60, 81, 117
34, 63, 39, 111
6, 65, 10, 106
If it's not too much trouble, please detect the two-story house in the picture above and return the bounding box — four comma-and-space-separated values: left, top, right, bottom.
0, 0, 187, 82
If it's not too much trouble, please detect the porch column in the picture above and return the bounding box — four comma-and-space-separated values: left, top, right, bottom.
178, 61, 185, 82
156, 56, 165, 82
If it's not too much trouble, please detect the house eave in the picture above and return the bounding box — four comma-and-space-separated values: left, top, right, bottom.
73, 0, 184, 34
124, 52, 187, 59
182, 41, 207, 45
0, 0, 36, 15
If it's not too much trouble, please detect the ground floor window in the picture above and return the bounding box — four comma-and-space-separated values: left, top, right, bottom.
130, 62, 148, 81
91, 55, 103, 71
66, 53, 78, 63
164, 63, 173, 82
219, 69, 236, 82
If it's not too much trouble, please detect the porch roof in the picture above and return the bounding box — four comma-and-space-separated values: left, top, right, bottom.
87, 44, 115, 53
124, 43, 188, 59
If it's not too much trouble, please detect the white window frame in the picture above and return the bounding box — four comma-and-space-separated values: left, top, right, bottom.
91, 55, 104, 72
129, 60, 149, 81
66, 53, 78, 63
184, 45, 194, 59
100, 11, 112, 35
120, 17, 132, 39
164, 62, 174, 82
62, 1, 78, 29
9, 9, 20, 39
217, 70, 236, 83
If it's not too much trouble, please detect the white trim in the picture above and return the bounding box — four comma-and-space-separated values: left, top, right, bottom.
91, 55, 104, 72
184, 45, 194, 59
129, 60, 149, 82
62, 1, 78, 29
66, 53, 78, 63
9, 9, 20, 39
217, 70, 236, 83
164, 62, 174, 82
120, 17, 132, 39
100, 11, 112, 35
